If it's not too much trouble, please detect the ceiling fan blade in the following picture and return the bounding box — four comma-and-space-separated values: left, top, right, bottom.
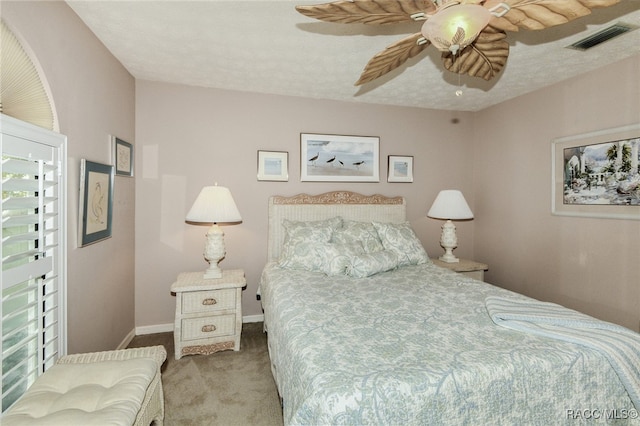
296, 0, 436, 25
356, 33, 430, 85
485, 0, 622, 32
442, 27, 509, 80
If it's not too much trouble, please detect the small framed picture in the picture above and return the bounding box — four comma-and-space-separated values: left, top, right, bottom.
79, 159, 114, 246
257, 150, 288, 181
387, 155, 413, 182
112, 136, 134, 177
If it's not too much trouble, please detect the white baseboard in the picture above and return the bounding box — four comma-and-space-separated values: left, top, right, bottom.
243, 314, 264, 323
117, 328, 137, 350
135, 323, 174, 336
133, 314, 265, 336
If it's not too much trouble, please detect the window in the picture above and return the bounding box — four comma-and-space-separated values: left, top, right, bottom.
1, 114, 66, 412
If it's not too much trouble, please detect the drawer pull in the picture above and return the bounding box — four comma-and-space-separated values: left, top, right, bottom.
202, 324, 217, 333
202, 298, 217, 306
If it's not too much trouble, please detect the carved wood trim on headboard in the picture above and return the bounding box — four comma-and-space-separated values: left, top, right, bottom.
272, 191, 403, 205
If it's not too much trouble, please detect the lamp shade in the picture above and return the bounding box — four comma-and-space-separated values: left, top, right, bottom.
186, 185, 242, 224
422, 4, 491, 54
427, 190, 473, 220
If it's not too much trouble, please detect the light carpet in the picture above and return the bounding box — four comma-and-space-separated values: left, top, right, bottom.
128, 322, 283, 425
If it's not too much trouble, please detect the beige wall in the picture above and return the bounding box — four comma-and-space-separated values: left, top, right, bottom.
474, 54, 640, 332
134, 81, 476, 326
3, 1, 137, 353
135, 56, 639, 331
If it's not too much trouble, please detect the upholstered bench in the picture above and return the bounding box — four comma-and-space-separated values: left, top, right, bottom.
3, 345, 167, 426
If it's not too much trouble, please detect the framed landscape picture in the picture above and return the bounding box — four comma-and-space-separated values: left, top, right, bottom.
552, 123, 640, 220
300, 133, 379, 182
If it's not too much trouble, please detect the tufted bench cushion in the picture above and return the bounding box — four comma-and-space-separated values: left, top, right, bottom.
3, 346, 166, 426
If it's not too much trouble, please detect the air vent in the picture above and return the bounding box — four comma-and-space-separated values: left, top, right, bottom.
568, 23, 637, 51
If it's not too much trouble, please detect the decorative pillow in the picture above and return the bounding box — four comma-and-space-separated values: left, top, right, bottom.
372, 221, 429, 267
331, 220, 384, 253
278, 217, 343, 270
317, 242, 365, 276
279, 240, 324, 271
347, 250, 399, 278
282, 217, 343, 241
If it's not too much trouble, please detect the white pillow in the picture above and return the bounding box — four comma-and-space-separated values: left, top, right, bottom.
278, 217, 342, 271
317, 242, 365, 276
347, 250, 399, 278
279, 241, 363, 275
278, 240, 324, 271
372, 222, 429, 267
282, 217, 342, 242
331, 220, 384, 253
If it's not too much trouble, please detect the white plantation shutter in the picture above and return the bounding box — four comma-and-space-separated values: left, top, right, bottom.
1, 114, 66, 412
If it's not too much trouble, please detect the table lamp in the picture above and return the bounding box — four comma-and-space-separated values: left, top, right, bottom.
186, 184, 242, 279
427, 189, 473, 263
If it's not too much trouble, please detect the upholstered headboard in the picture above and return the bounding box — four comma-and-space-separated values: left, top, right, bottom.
267, 191, 406, 261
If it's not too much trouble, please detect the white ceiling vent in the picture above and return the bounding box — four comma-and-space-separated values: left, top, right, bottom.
567, 23, 638, 51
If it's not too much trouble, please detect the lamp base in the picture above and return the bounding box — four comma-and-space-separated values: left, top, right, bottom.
203, 265, 223, 279
438, 220, 460, 263
438, 252, 460, 263
202, 224, 226, 280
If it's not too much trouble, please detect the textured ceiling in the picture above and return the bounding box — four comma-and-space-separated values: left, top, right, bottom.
66, 0, 640, 111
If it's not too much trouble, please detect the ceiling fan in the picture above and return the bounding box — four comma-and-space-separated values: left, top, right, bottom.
296, 0, 622, 85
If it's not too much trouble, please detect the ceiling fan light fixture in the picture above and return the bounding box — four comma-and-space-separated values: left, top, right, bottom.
422, 4, 491, 54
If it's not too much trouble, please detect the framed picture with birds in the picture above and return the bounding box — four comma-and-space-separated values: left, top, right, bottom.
300, 133, 380, 182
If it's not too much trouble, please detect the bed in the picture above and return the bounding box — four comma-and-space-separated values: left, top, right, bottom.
259, 191, 640, 425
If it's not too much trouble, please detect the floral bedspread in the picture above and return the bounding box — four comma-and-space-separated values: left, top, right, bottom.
259, 262, 638, 425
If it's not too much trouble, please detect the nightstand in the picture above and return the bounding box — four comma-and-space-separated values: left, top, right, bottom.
170, 269, 245, 360
430, 258, 488, 281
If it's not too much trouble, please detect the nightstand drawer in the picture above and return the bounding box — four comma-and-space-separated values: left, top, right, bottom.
181, 314, 236, 341
182, 289, 236, 314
